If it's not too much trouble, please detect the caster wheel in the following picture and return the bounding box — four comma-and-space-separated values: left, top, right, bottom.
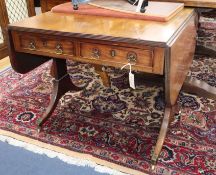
140, 8, 146, 13
37, 126, 42, 133
73, 4, 78, 10
151, 164, 156, 171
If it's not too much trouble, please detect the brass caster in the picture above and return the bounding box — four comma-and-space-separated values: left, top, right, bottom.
151, 164, 156, 171
151, 154, 157, 172
37, 126, 42, 133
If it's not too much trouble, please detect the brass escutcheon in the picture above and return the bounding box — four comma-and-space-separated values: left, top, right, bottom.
110, 50, 116, 57
55, 43, 63, 55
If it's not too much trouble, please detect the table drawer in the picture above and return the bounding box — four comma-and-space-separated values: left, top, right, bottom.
79, 42, 164, 74
80, 42, 153, 66
12, 31, 164, 75
13, 32, 75, 57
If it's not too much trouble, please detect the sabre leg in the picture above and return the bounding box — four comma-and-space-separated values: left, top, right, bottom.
151, 105, 176, 171
37, 58, 83, 132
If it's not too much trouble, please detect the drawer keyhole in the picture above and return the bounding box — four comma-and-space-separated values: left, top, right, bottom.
110, 50, 116, 57
42, 40, 47, 47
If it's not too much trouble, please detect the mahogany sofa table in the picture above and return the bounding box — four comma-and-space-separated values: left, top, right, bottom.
8, 9, 197, 168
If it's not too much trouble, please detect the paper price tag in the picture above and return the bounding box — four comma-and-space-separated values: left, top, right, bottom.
121, 63, 136, 89
129, 72, 135, 89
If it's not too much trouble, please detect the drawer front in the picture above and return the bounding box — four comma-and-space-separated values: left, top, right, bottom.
80, 42, 153, 67
12, 31, 164, 75
13, 32, 75, 57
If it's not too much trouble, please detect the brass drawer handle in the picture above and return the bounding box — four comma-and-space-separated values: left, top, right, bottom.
29, 41, 36, 50
56, 43, 63, 55
92, 48, 100, 59
127, 51, 137, 63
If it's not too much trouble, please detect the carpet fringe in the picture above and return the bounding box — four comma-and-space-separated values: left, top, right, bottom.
0, 134, 129, 175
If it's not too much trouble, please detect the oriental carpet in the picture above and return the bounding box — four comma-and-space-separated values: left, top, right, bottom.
0, 54, 215, 175
196, 9, 216, 56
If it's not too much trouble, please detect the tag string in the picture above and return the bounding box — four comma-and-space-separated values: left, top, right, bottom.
121, 63, 133, 73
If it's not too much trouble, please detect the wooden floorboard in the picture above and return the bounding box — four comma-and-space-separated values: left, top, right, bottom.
0, 57, 10, 71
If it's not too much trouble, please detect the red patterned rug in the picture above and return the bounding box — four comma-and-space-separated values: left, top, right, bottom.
0, 56, 215, 175
196, 9, 216, 56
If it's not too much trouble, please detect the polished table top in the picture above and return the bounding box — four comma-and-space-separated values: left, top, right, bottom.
9, 8, 194, 46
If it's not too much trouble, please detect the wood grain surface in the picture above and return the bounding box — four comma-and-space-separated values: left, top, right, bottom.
89, 0, 184, 21
40, 0, 216, 12
165, 13, 197, 105
51, 2, 182, 22
9, 8, 194, 46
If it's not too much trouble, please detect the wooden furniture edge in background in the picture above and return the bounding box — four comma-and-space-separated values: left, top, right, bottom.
183, 77, 216, 100
27, 0, 36, 17
0, 0, 35, 59
151, 0, 216, 8
0, 0, 9, 59
40, 0, 69, 13
0, 44, 8, 58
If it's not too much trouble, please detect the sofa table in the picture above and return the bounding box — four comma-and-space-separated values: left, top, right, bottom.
7, 8, 197, 168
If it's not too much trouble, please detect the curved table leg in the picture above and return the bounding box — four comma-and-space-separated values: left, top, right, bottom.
151, 105, 176, 171
183, 76, 216, 100
37, 58, 83, 132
